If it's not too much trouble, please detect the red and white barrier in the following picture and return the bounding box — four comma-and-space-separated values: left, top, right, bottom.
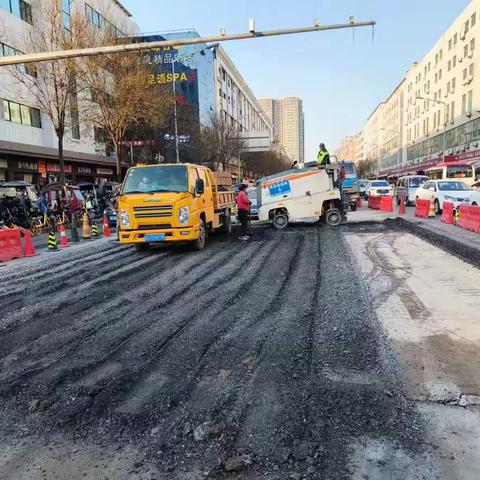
415, 199, 430, 218
457, 205, 480, 233
0, 228, 23, 262
368, 196, 381, 210
441, 202, 455, 225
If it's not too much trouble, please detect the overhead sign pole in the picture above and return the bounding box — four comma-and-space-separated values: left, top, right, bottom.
0, 20, 375, 67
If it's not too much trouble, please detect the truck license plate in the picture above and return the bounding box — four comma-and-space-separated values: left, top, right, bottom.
144, 234, 165, 242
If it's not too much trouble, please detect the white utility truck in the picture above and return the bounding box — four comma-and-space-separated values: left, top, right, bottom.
256, 165, 343, 228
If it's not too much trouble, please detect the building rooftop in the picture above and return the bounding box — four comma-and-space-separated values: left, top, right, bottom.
112, 0, 132, 17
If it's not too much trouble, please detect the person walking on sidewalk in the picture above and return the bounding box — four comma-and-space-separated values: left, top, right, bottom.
236, 184, 251, 241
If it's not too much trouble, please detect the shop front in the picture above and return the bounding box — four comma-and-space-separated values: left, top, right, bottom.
95, 167, 115, 183
0, 159, 7, 182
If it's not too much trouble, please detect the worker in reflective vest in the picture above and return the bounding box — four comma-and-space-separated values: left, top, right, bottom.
317, 143, 331, 166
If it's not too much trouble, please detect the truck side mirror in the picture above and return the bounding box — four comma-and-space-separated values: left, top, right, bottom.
195, 178, 205, 195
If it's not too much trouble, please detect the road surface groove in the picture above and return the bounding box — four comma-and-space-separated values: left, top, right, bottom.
0, 225, 435, 479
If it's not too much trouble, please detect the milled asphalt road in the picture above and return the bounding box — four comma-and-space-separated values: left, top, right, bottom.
0, 224, 440, 479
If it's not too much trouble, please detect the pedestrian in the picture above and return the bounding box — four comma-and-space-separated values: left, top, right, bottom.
317, 143, 331, 166
236, 184, 251, 241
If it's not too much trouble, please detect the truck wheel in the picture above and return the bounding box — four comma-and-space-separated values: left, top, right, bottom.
221, 209, 232, 235
273, 212, 288, 229
326, 209, 341, 227
192, 219, 207, 251
350, 202, 357, 212
135, 243, 150, 252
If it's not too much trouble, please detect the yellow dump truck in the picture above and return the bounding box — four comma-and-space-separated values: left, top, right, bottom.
117, 164, 235, 251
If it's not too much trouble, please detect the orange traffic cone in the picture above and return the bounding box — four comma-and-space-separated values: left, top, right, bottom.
399, 195, 406, 215
82, 212, 92, 240
23, 230, 37, 257
428, 200, 436, 218
103, 215, 111, 237
59, 224, 70, 248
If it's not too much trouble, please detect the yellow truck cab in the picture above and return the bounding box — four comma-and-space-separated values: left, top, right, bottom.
117, 163, 235, 251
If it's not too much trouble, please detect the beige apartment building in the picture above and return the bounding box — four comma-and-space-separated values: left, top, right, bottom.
339, 0, 480, 178
259, 97, 305, 164
334, 134, 362, 163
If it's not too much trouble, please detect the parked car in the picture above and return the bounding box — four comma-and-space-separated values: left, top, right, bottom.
415, 180, 471, 214
396, 175, 429, 206
247, 187, 258, 219
366, 180, 393, 198
470, 189, 480, 206
359, 180, 369, 198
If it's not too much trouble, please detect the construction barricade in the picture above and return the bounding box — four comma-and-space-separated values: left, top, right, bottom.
380, 196, 394, 213
457, 205, 480, 233
441, 202, 455, 225
415, 199, 430, 218
0, 228, 23, 262
368, 196, 381, 210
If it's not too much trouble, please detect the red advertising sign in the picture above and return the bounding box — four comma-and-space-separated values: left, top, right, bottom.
47, 163, 72, 173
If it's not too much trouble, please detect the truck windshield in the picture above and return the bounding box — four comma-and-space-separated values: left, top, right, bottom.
122, 166, 188, 194
341, 163, 356, 176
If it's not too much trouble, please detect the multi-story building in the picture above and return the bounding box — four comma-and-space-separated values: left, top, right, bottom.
259, 97, 305, 164
340, 1, 480, 179
334, 133, 362, 164
145, 31, 273, 173
0, 0, 138, 184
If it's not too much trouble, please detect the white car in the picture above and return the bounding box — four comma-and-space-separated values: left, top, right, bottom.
470, 189, 480, 206
415, 180, 471, 214
366, 180, 393, 198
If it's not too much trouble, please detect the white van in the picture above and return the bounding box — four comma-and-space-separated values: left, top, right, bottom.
396, 175, 428, 205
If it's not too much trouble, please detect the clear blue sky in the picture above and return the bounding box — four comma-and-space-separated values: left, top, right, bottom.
122, 0, 469, 162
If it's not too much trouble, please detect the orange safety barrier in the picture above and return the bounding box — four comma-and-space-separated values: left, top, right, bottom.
0, 228, 23, 262
457, 205, 480, 233
415, 199, 430, 218
380, 196, 394, 213
368, 196, 381, 210
441, 202, 455, 225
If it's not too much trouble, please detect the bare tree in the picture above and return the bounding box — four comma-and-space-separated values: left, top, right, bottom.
78, 29, 169, 180
7, 1, 88, 184
357, 158, 377, 178
200, 113, 246, 172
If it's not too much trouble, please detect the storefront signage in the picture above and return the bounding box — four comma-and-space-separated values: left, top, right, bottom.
47, 163, 72, 173
97, 168, 113, 175
38, 160, 47, 174
120, 140, 155, 147
17, 161, 37, 171
148, 71, 197, 85
0, 159, 8, 169
455, 149, 480, 162
77, 166, 93, 174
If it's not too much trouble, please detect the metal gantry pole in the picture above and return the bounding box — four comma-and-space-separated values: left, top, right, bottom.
0, 21, 376, 66
172, 60, 180, 163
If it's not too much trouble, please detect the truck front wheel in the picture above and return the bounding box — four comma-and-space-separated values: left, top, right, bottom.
192, 219, 207, 251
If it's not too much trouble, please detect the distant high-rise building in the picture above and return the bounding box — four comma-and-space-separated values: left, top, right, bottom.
259, 97, 304, 164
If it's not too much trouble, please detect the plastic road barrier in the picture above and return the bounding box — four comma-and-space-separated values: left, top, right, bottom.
415, 199, 430, 218
441, 202, 455, 225
380, 196, 394, 213
457, 205, 480, 233
368, 196, 381, 210
0, 228, 23, 262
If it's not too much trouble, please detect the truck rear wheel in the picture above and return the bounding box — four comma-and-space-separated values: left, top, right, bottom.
192, 219, 207, 251
220, 209, 232, 235
273, 212, 288, 229
326, 209, 341, 227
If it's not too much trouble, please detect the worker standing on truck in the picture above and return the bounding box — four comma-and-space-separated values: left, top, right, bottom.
317, 143, 331, 166
236, 184, 251, 241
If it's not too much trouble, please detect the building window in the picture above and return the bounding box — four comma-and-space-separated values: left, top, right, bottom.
453, 55, 457, 67
467, 90, 473, 114
462, 94, 467, 115
0, 0, 32, 23
452, 78, 456, 90
448, 38, 452, 50
85, 3, 124, 37
471, 38, 476, 51
448, 60, 451, 71
453, 33, 458, 45
469, 63, 474, 76
450, 101, 455, 122
464, 44, 469, 57
62, 0, 71, 33
464, 68, 468, 80
2, 99, 41, 127
465, 20, 470, 35
472, 12, 477, 27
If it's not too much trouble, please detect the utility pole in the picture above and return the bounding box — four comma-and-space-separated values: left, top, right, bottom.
0, 20, 376, 67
